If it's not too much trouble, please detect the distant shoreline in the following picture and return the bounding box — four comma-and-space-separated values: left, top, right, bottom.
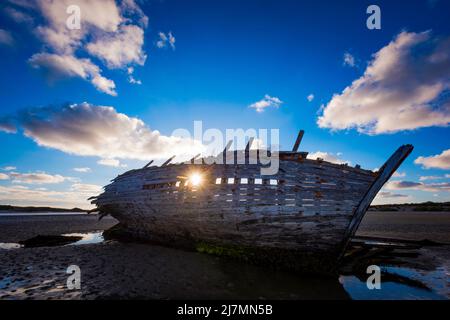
1, 202, 449, 214
0, 212, 93, 217
0, 205, 89, 213
369, 201, 450, 212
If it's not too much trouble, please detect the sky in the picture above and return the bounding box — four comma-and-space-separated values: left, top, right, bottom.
0, 0, 449, 208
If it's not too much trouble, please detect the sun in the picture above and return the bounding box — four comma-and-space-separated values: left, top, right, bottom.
189, 173, 203, 186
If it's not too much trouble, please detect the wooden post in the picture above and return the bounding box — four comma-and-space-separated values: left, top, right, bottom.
162, 155, 176, 167
338, 144, 414, 260
245, 137, 254, 153
222, 140, 233, 164
292, 130, 305, 152
190, 154, 201, 164
244, 137, 254, 163
143, 160, 154, 168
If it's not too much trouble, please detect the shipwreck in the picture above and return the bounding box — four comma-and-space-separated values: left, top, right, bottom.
91, 131, 413, 273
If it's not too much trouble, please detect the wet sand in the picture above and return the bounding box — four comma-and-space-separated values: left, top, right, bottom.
358, 211, 450, 243
0, 214, 117, 243
0, 241, 352, 300
0, 212, 449, 300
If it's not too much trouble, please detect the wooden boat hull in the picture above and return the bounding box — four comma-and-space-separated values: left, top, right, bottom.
93, 145, 413, 273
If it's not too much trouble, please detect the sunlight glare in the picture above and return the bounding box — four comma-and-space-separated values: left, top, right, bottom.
189, 173, 202, 186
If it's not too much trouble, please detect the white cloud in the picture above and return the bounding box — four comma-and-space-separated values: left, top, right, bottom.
373, 190, 412, 204
97, 159, 127, 168
392, 171, 406, 178
86, 25, 146, 69
249, 95, 283, 113
120, 0, 149, 27
73, 167, 91, 173
128, 76, 142, 85
8, 0, 148, 95
156, 33, 166, 48
34, 25, 82, 54
2, 166, 16, 171
0, 184, 95, 208
156, 31, 176, 50
249, 138, 266, 150
318, 31, 450, 134
7, 103, 205, 162
415, 149, 450, 169
91, 74, 117, 96
8, 171, 67, 184
307, 94, 314, 102
385, 180, 450, 192
13, 185, 29, 190
127, 66, 142, 85
343, 52, 356, 67
38, 0, 122, 35
23, 0, 123, 54
377, 191, 409, 199
307, 151, 349, 165
0, 173, 9, 180
0, 29, 14, 46
419, 175, 442, 181
168, 33, 176, 49
29, 53, 117, 96
70, 183, 102, 193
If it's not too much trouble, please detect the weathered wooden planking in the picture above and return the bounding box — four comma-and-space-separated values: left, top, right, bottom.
108, 203, 349, 248
96, 188, 361, 214
109, 168, 373, 195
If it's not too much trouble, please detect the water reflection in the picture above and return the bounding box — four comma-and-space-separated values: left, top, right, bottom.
0, 243, 23, 250
215, 258, 350, 299
0, 232, 104, 250
63, 232, 104, 245
340, 265, 448, 300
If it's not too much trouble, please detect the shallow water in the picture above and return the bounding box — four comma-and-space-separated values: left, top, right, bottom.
63, 232, 104, 245
339, 265, 449, 300
0, 232, 104, 249
0, 243, 23, 250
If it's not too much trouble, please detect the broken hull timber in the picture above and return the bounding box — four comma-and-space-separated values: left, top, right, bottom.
93, 144, 413, 274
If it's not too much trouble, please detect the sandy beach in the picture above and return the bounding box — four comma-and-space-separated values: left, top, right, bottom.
358, 211, 450, 244
0, 211, 449, 300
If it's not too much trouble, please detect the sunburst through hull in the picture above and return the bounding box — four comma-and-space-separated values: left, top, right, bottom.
92, 133, 413, 273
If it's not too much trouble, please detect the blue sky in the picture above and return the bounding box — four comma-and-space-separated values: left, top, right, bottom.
0, 0, 449, 208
